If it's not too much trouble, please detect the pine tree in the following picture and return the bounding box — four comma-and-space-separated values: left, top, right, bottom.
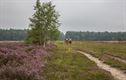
26, 0, 60, 46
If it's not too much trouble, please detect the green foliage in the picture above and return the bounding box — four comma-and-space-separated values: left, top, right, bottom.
59, 32, 65, 41
0, 28, 64, 41
26, 0, 60, 45
43, 42, 114, 80
0, 29, 27, 41
49, 29, 60, 41
66, 31, 126, 41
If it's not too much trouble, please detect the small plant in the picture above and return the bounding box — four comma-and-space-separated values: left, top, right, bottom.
0, 43, 54, 80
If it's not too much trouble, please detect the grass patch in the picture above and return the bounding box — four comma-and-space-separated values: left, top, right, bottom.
72, 41, 126, 71
103, 57, 126, 72
72, 41, 126, 59
43, 42, 114, 80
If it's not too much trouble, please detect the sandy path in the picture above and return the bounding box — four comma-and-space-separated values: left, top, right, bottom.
78, 51, 126, 80
107, 54, 126, 64
0, 41, 23, 43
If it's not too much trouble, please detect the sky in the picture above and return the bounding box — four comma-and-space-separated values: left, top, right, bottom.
0, 0, 126, 33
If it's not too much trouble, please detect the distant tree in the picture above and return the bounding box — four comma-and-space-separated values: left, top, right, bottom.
65, 31, 126, 41
0, 29, 27, 41
59, 32, 65, 40
26, 0, 60, 46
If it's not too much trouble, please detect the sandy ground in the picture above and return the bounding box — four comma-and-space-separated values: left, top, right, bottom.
95, 41, 126, 44
0, 41, 24, 43
78, 51, 126, 80
107, 54, 126, 64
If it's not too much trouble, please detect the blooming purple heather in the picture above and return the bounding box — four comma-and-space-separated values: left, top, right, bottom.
0, 42, 54, 80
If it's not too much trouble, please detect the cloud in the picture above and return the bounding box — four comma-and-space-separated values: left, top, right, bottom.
0, 0, 126, 32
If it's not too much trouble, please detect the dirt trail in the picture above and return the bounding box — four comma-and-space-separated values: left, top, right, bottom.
107, 54, 126, 64
78, 51, 126, 80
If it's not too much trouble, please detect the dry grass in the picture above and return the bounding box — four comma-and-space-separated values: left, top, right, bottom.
43, 42, 114, 80
72, 41, 126, 71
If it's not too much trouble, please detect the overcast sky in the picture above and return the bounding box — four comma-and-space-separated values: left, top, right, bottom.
0, 0, 126, 33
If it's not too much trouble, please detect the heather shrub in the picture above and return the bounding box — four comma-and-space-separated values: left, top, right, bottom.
0, 43, 53, 80
0, 66, 37, 80
0, 51, 24, 67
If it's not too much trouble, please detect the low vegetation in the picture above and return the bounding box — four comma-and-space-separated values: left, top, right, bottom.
72, 41, 126, 71
0, 42, 55, 80
0, 41, 125, 79
43, 42, 114, 80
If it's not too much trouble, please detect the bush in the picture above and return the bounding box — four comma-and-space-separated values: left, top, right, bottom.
0, 43, 53, 80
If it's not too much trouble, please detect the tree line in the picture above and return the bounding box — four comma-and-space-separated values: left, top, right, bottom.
65, 31, 126, 41
0, 29, 27, 41
1, 29, 126, 41
0, 29, 65, 41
